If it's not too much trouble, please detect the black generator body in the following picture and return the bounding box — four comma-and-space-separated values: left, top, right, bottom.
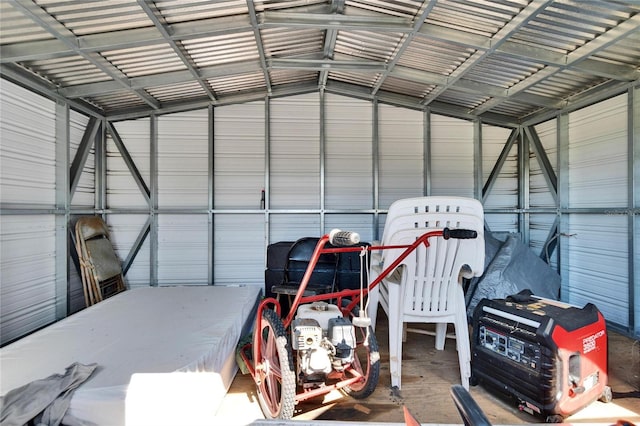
471, 294, 611, 423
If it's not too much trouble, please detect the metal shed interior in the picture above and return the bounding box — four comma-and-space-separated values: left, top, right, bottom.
1, 0, 639, 347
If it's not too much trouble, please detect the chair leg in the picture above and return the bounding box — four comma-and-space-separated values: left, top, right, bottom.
435, 322, 447, 350
388, 284, 403, 389
367, 283, 380, 332
454, 313, 471, 390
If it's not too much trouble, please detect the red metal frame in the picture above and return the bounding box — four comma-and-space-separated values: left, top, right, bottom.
239, 229, 445, 400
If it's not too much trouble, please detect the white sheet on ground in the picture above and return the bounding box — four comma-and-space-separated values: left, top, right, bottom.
0, 285, 261, 426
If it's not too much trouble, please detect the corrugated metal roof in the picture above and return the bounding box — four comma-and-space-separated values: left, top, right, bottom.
1, 0, 638, 124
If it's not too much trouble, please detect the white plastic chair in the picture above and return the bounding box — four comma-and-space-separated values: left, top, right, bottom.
367, 197, 485, 390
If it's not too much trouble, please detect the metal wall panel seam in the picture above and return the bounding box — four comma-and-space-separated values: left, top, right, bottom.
55, 100, 69, 319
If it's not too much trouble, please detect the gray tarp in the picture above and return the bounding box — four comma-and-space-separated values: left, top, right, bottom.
465, 233, 561, 320
1, 362, 97, 426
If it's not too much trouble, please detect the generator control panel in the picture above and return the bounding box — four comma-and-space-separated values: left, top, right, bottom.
478, 325, 541, 371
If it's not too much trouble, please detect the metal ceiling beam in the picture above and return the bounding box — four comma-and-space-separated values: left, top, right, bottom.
60, 60, 263, 98
522, 80, 637, 126
473, 13, 640, 115
0, 63, 104, 118
0, 14, 254, 63
319, 0, 345, 89
370, 2, 437, 96
391, 66, 448, 86
8, 0, 160, 110
420, 0, 554, 108
246, 0, 272, 94
417, 24, 639, 81
137, 0, 216, 102
269, 58, 386, 72
105, 81, 319, 122
259, 11, 413, 32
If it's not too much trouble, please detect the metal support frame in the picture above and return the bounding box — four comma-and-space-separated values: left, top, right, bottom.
524, 125, 560, 262
55, 100, 69, 319
208, 105, 215, 285
150, 114, 159, 286
473, 120, 482, 201
69, 117, 100, 197
264, 96, 271, 268
424, 108, 431, 196
557, 113, 570, 303
518, 126, 530, 245
629, 86, 638, 335
372, 99, 380, 241
106, 123, 151, 203
2, 69, 638, 339
482, 128, 518, 201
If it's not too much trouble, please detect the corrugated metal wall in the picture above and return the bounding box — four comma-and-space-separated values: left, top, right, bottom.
531, 119, 559, 267
431, 115, 475, 199
481, 124, 518, 233
564, 94, 630, 328
378, 104, 424, 208
1, 78, 638, 342
157, 110, 209, 285
0, 80, 57, 344
214, 101, 266, 286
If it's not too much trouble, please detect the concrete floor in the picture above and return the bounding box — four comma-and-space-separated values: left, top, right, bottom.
218, 309, 640, 425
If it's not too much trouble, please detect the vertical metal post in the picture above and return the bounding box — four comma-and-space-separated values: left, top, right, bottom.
264, 96, 271, 254
150, 114, 158, 286
628, 86, 638, 335
55, 100, 69, 319
372, 99, 380, 240
473, 119, 482, 201
519, 125, 530, 245
95, 119, 106, 212
208, 104, 215, 285
424, 108, 431, 196
557, 113, 570, 302
319, 89, 326, 233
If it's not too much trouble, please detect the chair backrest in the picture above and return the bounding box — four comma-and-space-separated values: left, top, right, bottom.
75, 216, 125, 306
380, 197, 485, 316
76, 217, 122, 281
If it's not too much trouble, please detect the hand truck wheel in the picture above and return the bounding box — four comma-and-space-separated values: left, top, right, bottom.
254, 308, 296, 419
341, 303, 380, 399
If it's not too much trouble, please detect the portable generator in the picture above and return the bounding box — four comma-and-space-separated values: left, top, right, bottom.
471, 293, 612, 423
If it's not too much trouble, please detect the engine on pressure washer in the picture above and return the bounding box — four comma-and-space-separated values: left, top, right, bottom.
292, 302, 357, 387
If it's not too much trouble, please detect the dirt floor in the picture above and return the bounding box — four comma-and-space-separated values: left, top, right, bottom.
221, 309, 640, 425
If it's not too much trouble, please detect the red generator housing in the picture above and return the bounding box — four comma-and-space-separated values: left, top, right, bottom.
471, 295, 611, 423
